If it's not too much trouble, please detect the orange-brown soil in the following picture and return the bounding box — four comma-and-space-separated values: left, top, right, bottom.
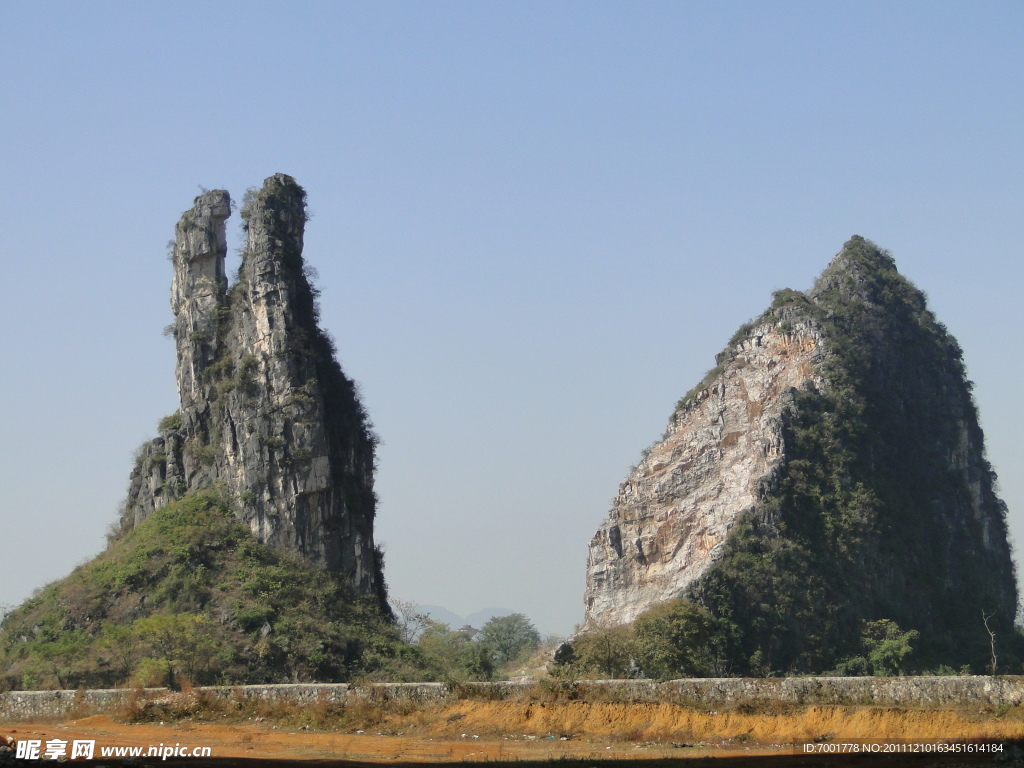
3, 701, 1023, 766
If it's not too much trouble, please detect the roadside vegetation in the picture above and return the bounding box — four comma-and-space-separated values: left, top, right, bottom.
390, 601, 548, 683
555, 599, 975, 680
40, 680, 1024, 751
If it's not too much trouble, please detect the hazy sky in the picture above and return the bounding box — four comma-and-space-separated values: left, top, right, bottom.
2, 2, 1021, 636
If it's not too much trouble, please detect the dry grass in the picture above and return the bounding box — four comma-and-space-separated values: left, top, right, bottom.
402, 700, 1024, 744
109, 683, 1024, 747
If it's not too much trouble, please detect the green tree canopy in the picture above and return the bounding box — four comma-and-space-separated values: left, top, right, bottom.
834, 619, 919, 676
569, 624, 637, 679
479, 613, 540, 665
132, 612, 217, 689
634, 599, 735, 678
414, 621, 494, 681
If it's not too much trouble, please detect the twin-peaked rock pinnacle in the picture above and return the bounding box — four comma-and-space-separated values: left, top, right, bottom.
123, 174, 385, 607
584, 237, 1016, 672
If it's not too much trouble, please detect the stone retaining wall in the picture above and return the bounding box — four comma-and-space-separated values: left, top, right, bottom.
3, 677, 1023, 722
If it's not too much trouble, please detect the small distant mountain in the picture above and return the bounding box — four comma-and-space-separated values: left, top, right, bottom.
419, 605, 466, 627
465, 608, 516, 627
418, 605, 516, 629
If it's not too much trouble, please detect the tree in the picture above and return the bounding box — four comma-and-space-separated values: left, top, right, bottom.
982, 610, 998, 676
479, 613, 540, 666
835, 619, 919, 676
415, 621, 497, 681
461, 638, 496, 681
132, 613, 216, 689
391, 599, 432, 644
417, 621, 465, 677
34, 630, 91, 690
862, 619, 919, 675
100, 624, 143, 684
634, 599, 728, 678
570, 624, 637, 679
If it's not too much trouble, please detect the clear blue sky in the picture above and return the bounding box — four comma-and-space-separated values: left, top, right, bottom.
1, 2, 1021, 636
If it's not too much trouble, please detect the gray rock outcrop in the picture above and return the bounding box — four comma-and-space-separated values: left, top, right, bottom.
122, 174, 384, 605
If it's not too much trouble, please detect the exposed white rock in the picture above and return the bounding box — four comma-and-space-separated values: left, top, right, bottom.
584, 320, 825, 627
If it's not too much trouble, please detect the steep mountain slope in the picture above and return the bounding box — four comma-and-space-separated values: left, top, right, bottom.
0, 493, 401, 689
585, 237, 1016, 672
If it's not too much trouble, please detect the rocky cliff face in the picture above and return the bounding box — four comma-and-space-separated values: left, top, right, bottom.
584, 237, 1016, 671
586, 320, 826, 627
123, 174, 385, 607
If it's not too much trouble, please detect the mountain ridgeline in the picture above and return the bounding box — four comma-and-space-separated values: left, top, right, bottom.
585, 237, 1017, 674
1, 216, 1016, 688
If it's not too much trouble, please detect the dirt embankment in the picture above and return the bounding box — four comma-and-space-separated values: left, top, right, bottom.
4, 698, 1024, 766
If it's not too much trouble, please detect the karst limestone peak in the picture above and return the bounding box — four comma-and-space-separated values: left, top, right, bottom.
122, 174, 385, 607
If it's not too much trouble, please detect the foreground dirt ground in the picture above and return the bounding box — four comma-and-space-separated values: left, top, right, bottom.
4, 700, 1024, 766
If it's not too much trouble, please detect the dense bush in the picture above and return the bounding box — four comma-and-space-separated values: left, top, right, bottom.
833, 620, 919, 676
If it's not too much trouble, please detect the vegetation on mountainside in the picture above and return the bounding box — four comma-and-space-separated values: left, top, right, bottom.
679, 236, 1019, 675
575, 238, 1019, 679
0, 498, 548, 691
395, 609, 544, 683
0, 491, 411, 691
560, 599, 931, 680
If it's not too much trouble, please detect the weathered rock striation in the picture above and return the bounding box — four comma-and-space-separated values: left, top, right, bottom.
584, 237, 1016, 672
123, 174, 385, 607
586, 320, 826, 627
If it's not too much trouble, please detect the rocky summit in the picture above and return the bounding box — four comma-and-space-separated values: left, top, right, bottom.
584, 237, 1016, 673
122, 174, 385, 607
